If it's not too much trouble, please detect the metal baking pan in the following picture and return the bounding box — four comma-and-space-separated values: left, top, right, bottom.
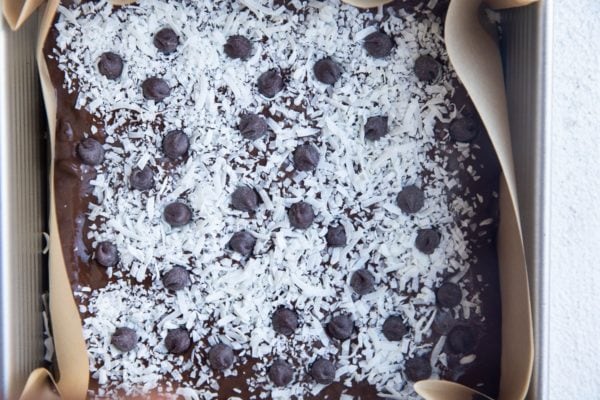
0, 2, 551, 399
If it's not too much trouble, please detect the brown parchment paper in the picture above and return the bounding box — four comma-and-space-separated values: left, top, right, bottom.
2, 0, 534, 398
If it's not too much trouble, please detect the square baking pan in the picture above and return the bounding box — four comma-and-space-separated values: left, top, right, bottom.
0, 1, 551, 399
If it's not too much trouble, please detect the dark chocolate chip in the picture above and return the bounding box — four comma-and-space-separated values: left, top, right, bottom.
449, 117, 480, 143
142, 77, 170, 101
414, 55, 442, 82
77, 138, 104, 166
436, 282, 462, 308
415, 228, 441, 254
208, 343, 234, 370
98, 52, 123, 80
350, 268, 375, 295
271, 307, 299, 336
162, 130, 190, 160
153, 27, 179, 54
326, 224, 347, 247
228, 231, 256, 256
231, 186, 259, 212
257, 69, 284, 98
293, 143, 320, 171
130, 166, 154, 191
363, 31, 393, 58
309, 358, 336, 385
396, 185, 425, 214
432, 310, 456, 335
224, 35, 253, 59
404, 355, 432, 381
111, 327, 137, 352
288, 201, 315, 229
364, 116, 389, 141
313, 58, 342, 85
382, 315, 407, 341
326, 314, 354, 341
448, 326, 477, 354
268, 359, 294, 387
164, 202, 192, 227
165, 328, 191, 355
162, 266, 190, 291
95, 241, 118, 267
238, 113, 268, 140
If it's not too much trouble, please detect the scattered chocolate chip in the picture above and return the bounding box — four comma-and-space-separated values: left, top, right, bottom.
432, 310, 456, 335
77, 138, 104, 166
94, 241, 118, 267
404, 355, 432, 381
231, 186, 259, 212
98, 52, 123, 80
415, 228, 441, 254
238, 113, 268, 140
228, 231, 256, 256
208, 343, 234, 370
165, 328, 191, 355
449, 117, 480, 143
414, 55, 442, 82
313, 58, 342, 85
111, 327, 137, 352
396, 185, 425, 214
350, 268, 375, 295
326, 224, 347, 247
382, 315, 407, 341
363, 31, 393, 58
153, 27, 179, 54
272, 307, 299, 336
293, 143, 320, 171
257, 69, 284, 98
288, 201, 315, 229
268, 359, 294, 387
436, 282, 462, 308
162, 266, 190, 291
448, 326, 477, 354
162, 130, 190, 160
142, 77, 170, 101
364, 116, 389, 141
164, 202, 192, 227
326, 314, 354, 340
224, 35, 253, 59
130, 166, 154, 191
310, 358, 336, 385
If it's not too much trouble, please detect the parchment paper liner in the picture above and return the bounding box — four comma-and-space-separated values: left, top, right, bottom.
3, 0, 536, 398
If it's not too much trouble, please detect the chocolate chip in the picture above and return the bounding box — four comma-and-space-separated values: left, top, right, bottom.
326, 314, 354, 340
77, 138, 104, 166
165, 328, 191, 355
309, 358, 335, 385
363, 31, 393, 58
228, 231, 256, 256
164, 202, 192, 227
238, 113, 268, 140
130, 166, 154, 191
224, 35, 253, 59
396, 185, 424, 214
268, 359, 294, 387
364, 116, 389, 141
162, 130, 190, 160
111, 327, 137, 352
94, 241, 118, 267
272, 307, 299, 336
436, 282, 462, 308
448, 326, 477, 354
313, 58, 342, 85
382, 315, 407, 341
449, 117, 480, 143
350, 268, 375, 295
293, 143, 320, 171
98, 52, 123, 80
404, 355, 432, 381
208, 343, 234, 370
414, 55, 442, 82
231, 186, 259, 212
288, 201, 315, 229
162, 266, 190, 291
153, 27, 179, 54
432, 310, 455, 335
326, 224, 347, 247
142, 77, 170, 101
415, 228, 441, 254
257, 69, 284, 98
